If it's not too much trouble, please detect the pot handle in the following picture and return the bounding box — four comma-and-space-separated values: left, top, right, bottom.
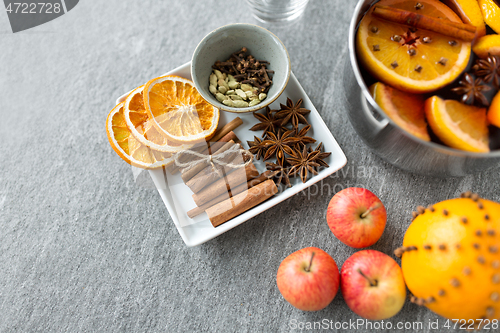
361, 90, 389, 131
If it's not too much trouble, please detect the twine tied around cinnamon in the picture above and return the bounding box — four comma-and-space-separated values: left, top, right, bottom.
173, 144, 254, 177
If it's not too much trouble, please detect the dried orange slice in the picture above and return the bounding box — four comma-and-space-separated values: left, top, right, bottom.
370, 82, 430, 141
442, 0, 486, 37
424, 96, 489, 152
478, 0, 500, 34
144, 75, 219, 144
106, 102, 172, 168
357, 0, 471, 93
488, 90, 500, 127
472, 34, 500, 58
123, 85, 192, 152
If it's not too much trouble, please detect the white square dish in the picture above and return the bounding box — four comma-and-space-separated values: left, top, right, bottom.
116, 62, 346, 246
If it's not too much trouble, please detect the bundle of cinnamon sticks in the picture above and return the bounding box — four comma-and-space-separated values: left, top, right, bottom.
168, 117, 278, 227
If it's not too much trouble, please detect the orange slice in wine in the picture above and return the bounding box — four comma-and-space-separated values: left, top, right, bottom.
488, 90, 500, 127
472, 34, 500, 58
370, 82, 430, 141
425, 96, 489, 152
442, 0, 486, 37
478, 0, 500, 34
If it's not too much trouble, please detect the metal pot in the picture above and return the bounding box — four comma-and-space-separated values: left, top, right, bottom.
343, 0, 500, 177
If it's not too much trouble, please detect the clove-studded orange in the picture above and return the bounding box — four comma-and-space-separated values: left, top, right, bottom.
396, 193, 500, 324
357, 0, 471, 93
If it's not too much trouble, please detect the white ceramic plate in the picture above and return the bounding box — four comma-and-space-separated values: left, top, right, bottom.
116, 62, 346, 246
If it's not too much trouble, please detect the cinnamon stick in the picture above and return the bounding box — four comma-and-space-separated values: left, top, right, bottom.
206, 179, 278, 227
209, 117, 243, 143
180, 140, 237, 183
169, 130, 239, 174
187, 171, 277, 218
372, 5, 477, 42
192, 162, 259, 207
185, 143, 249, 194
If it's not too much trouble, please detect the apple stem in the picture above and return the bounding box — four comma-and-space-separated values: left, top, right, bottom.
360, 202, 381, 219
305, 252, 315, 272
357, 268, 378, 287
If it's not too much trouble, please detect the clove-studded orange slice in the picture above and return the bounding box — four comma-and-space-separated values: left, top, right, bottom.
357, 0, 471, 93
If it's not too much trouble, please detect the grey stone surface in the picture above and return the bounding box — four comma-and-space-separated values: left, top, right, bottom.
0, 1, 498, 332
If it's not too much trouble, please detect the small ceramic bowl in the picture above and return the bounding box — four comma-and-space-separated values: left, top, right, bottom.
191, 23, 291, 113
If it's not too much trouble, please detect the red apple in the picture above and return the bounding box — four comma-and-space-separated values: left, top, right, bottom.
326, 187, 387, 248
341, 250, 406, 320
276, 247, 340, 311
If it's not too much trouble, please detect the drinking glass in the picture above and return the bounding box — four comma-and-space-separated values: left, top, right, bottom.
245, 0, 310, 22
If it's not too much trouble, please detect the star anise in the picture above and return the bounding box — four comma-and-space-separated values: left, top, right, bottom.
266, 160, 292, 188
294, 125, 316, 150
246, 136, 267, 160
263, 125, 287, 140
451, 73, 491, 106
261, 130, 300, 164
275, 98, 311, 128
249, 107, 282, 137
286, 146, 320, 183
473, 54, 500, 88
310, 142, 331, 168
